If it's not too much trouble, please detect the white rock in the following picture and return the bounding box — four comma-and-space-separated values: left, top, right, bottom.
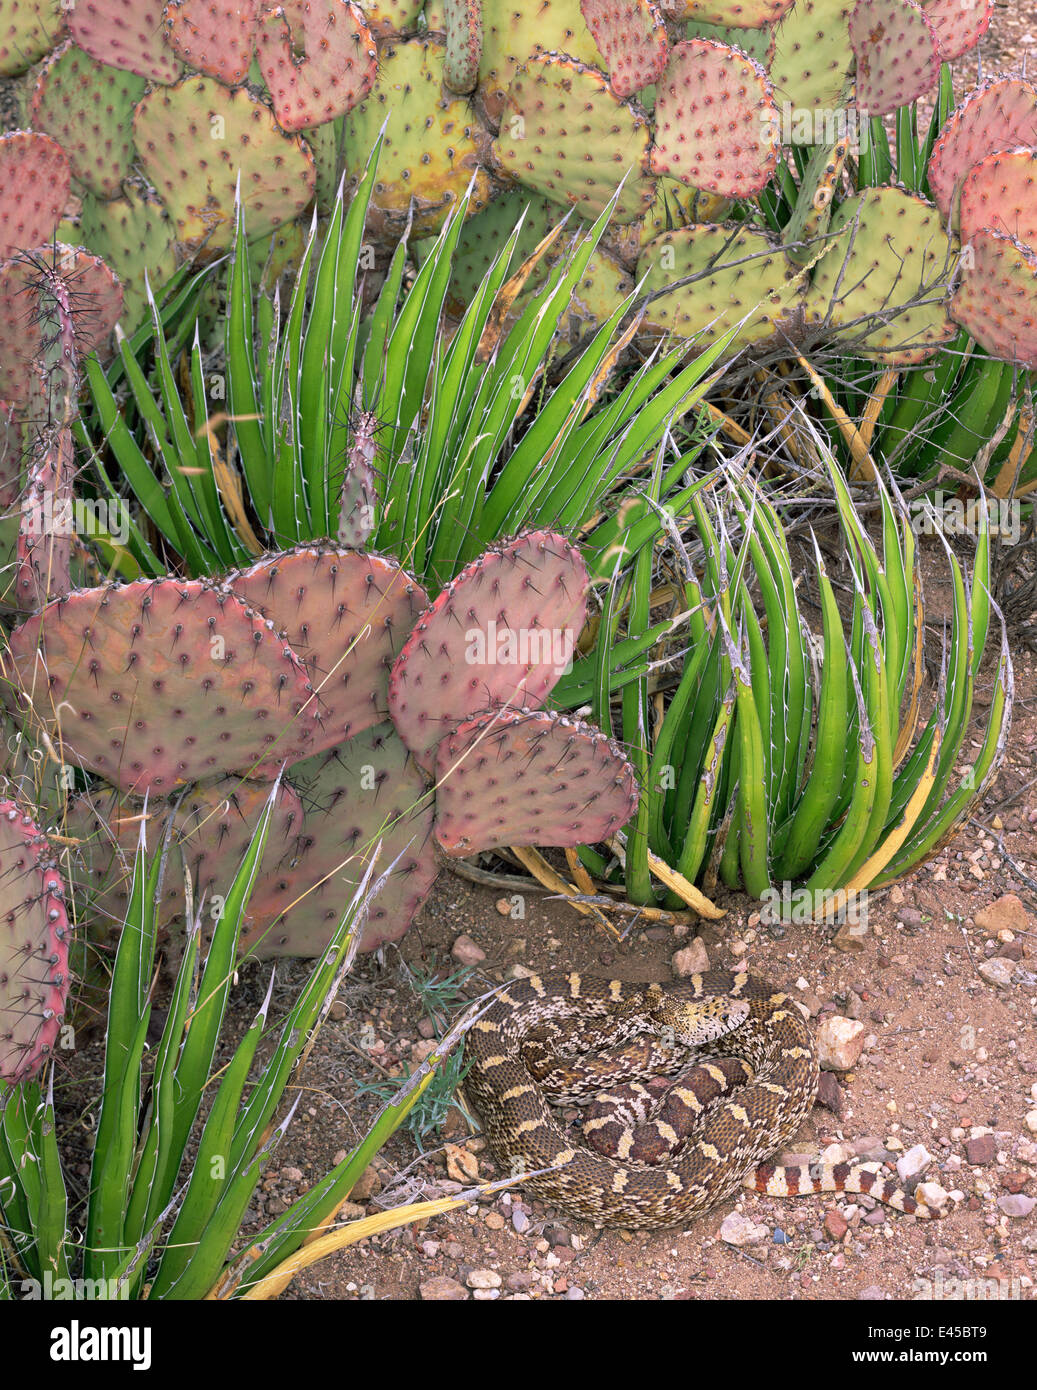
977, 958, 1014, 987
817, 1016, 866, 1070
916, 1182, 950, 1211
719, 1212, 769, 1246
1025, 1110, 1037, 1136
451, 934, 486, 965
896, 1144, 933, 1184
671, 936, 710, 977
467, 1269, 502, 1289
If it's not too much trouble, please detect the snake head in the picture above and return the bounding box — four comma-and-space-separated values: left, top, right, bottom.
651, 996, 751, 1046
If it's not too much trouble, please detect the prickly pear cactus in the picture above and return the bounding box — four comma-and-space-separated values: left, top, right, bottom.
0, 799, 70, 1084
13, 525, 635, 960
6, 578, 321, 794
225, 546, 428, 754
28, 39, 146, 198
433, 707, 638, 855
388, 530, 589, 770
809, 185, 958, 364
255, 0, 378, 133
239, 722, 439, 956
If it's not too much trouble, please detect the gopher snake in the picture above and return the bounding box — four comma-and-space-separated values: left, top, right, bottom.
464, 969, 940, 1230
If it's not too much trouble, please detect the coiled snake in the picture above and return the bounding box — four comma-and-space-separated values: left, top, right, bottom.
464, 969, 939, 1230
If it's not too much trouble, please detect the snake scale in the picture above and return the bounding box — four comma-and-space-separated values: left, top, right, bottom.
464, 969, 940, 1230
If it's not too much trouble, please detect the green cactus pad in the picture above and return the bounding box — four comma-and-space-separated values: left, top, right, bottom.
811, 184, 957, 364
68, 0, 181, 82
477, 0, 603, 125
389, 529, 589, 771
493, 53, 655, 225
67, 775, 306, 944
78, 186, 177, 333
433, 706, 638, 855
769, 0, 854, 114
301, 117, 343, 212
959, 147, 1037, 251
255, 0, 377, 134
226, 546, 428, 756
580, 0, 669, 99
684, 18, 776, 68
29, 40, 146, 200
850, 0, 939, 119
340, 37, 493, 240
928, 77, 1037, 230
671, 0, 793, 20
650, 38, 780, 196
637, 223, 806, 350
0, 130, 70, 261
0, 244, 122, 404
0, 799, 70, 1083
0, 0, 63, 76
368, 0, 425, 34
134, 76, 316, 258
418, 189, 562, 317
443, 0, 481, 94
240, 723, 439, 957
162, 0, 258, 86
950, 229, 1037, 371
6, 578, 321, 794
921, 0, 992, 62
782, 133, 850, 266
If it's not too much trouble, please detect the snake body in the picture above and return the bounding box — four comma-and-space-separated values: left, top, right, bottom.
464, 969, 939, 1230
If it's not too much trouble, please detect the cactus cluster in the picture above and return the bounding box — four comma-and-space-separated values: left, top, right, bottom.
3, 528, 637, 960
0, 0, 1006, 363
922, 76, 1037, 369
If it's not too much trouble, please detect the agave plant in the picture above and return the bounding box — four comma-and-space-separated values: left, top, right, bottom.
0, 788, 513, 1301
79, 137, 729, 596
575, 450, 1013, 923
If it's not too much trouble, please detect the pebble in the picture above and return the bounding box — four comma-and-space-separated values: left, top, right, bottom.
824, 1209, 848, 1241
916, 1182, 950, 1211
281, 1166, 303, 1183
671, 937, 710, 977
473, 1289, 500, 1301
410, 1038, 438, 1064
506, 1271, 533, 1290
965, 1135, 997, 1166
445, 1143, 479, 1183
467, 1269, 502, 1290
484, 1212, 505, 1230
858, 1285, 885, 1300
997, 1195, 1036, 1219
420, 1277, 468, 1301
817, 1016, 866, 1070
816, 1071, 844, 1115
451, 934, 486, 965
566, 1287, 585, 1300
512, 1208, 530, 1234
896, 1145, 933, 1184
1025, 1110, 1037, 1136
978, 958, 1015, 987
975, 894, 1033, 934
719, 1213, 768, 1246
349, 1165, 382, 1200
